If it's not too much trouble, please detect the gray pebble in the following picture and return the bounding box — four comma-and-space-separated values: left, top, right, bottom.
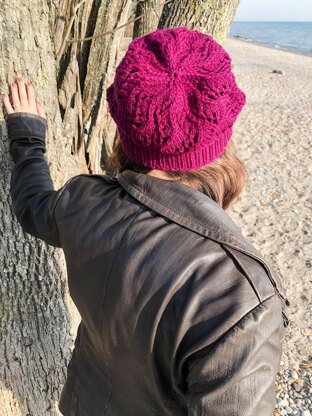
272, 69, 285, 75
292, 382, 303, 392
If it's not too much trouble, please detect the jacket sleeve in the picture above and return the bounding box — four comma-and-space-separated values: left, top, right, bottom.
6, 112, 76, 248
184, 294, 286, 416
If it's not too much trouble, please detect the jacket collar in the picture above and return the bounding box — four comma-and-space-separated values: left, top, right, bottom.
116, 169, 257, 255
115, 168, 289, 306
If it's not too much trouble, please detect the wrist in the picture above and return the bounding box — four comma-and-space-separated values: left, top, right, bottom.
5, 112, 47, 140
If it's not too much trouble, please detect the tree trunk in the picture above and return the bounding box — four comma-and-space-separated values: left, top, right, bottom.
133, 0, 165, 38
158, 0, 240, 44
0, 1, 240, 414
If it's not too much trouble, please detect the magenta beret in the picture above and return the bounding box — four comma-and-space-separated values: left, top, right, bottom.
106, 26, 246, 171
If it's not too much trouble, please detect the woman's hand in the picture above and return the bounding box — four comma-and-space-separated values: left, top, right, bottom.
2, 74, 46, 120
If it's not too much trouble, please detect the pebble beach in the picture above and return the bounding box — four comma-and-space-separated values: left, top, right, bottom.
223, 36, 312, 415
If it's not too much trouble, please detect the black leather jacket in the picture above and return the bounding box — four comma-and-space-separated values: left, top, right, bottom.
6, 112, 290, 416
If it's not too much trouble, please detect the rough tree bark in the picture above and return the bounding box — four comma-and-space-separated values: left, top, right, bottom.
157, 0, 240, 43
0, 0, 240, 414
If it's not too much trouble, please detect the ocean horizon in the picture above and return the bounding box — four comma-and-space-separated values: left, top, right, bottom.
229, 22, 312, 56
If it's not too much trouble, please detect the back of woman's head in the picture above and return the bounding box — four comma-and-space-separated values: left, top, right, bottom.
107, 137, 247, 211
106, 26, 248, 210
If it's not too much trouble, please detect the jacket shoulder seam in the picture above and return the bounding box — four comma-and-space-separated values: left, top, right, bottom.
220, 243, 263, 303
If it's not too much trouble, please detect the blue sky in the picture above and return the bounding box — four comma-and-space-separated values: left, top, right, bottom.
234, 0, 312, 22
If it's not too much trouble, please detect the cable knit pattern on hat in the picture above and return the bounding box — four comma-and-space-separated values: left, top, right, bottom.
106, 26, 246, 171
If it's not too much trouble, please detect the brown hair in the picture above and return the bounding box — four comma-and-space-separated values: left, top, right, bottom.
106, 136, 248, 211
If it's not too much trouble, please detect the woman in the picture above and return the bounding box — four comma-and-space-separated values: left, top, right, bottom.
3, 26, 289, 415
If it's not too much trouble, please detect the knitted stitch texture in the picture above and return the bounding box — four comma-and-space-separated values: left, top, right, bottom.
106, 26, 246, 171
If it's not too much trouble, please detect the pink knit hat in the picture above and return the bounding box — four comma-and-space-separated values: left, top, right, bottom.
106, 26, 246, 171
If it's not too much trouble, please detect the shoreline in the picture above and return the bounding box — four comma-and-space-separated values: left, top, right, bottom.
226, 34, 312, 58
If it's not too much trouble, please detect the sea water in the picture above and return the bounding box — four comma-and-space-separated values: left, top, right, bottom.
229, 22, 312, 55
